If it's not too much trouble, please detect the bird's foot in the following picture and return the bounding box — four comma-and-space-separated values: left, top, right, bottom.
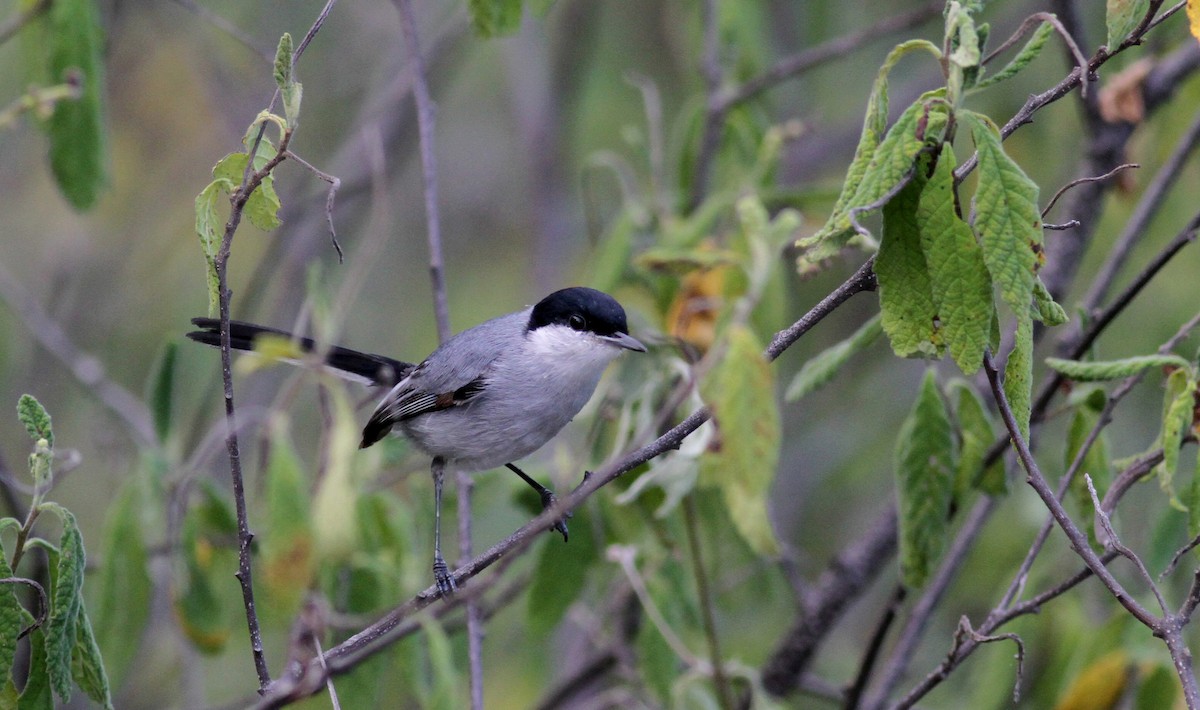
539, 489, 572, 542
432, 552, 457, 597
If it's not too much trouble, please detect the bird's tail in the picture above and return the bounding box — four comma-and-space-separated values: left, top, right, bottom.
186, 318, 415, 388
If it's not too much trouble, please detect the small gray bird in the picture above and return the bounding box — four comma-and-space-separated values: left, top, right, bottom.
188, 287, 645, 595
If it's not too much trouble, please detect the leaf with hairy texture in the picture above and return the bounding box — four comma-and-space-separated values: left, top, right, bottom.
70, 610, 111, 710
796, 40, 941, 274
877, 165, 941, 359
974, 21, 1054, 90
1106, 0, 1151, 48
917, 145, 993, 373
211, 152, 282, 232
699, 325, 781, 557
1004, 316, 1034, 443
37, 505, 85, 704
785, 314, 882, 401
1032, 277, 1068, 326
895, 369, 955, 589
17, 621, 51, 710
0, 550, 22, 696
16, 395, 53, 448
962, 111, 1042, 320
1158, 369, 1196, 507
1045, 354, 1192, 381
43, 0, 108, 210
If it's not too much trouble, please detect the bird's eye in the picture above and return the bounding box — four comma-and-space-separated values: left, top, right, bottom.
568, 314, 586, 331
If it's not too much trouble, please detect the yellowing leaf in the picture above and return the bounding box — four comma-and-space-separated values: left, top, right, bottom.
1054, 650, 1129, 710
699, 325, 780, 556
313, 387, 361, 562
1189, 0, 1200, 44
261, 419, 315, 622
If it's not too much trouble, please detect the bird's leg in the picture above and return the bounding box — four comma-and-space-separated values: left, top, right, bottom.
505, 463, 571, 541
430, 457, 456, 596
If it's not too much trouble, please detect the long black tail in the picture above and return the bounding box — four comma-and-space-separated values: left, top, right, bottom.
186, 318, 414, 388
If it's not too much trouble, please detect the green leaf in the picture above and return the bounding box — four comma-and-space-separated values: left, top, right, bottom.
194, 180, 229, 317
1004, 316, 1034, 443
417, 618, 462, 710
17, 623, 52, 710
70, 610, 111, 710
526, 506, 598, 634
973, 21, 1053, 91
1045, 354, 1192, 382
1135, 663, 1179, 710
0, 551, 23, 693
1191, 449, 1200, 540
39, 505, 85, 704
950, 380, 1002, 496
273, 33, 292, 90
962, 111, 1042, 320
1032, 277, 1068, 326
16, 395, 53, 448
699, 325, 781, 557
1158, 370, 1195, 508
146, 342, 177, 445
877, 164, 941, 359
468, 0, 523, 37
260, 419, 315, 622
917, 144, 993, 373
91, 478, 150, 688
785, 314, 882, 401
1106, 0, 1151, 48
895, 369, 955, 589
211, 152, 282, 232
796, 41, 941, 274
45, 0, 108, 210
944, 1, 981, 100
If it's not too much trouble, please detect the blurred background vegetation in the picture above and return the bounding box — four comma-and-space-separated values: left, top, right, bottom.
1, 0, 1200, 707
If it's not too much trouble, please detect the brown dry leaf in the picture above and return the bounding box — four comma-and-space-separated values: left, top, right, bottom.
666, 265, 727, 354
1098, 58, 1154, 124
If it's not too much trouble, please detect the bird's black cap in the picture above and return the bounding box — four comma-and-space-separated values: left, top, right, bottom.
527, 287, 631, 337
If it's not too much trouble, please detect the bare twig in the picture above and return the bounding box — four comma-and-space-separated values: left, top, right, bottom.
1041, 163, 1138, 218
393, 0, 451, 343
0, 577, 48, 639
283, 151, 343, 262
457, 471, 484, 710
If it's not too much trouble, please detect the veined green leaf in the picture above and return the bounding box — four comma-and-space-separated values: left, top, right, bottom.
0, 550, 22, 695
917, 144, 993, 374
527, 506, 598, 634
699, 325, 781, 556
16, 395, 53, 448
796, 40, 941, 274
895, 369, 955, 589
45, 0, 108, 210
962, 111, 1041, 320
17, 621, 51, 710
785, 314, 882, 401
211, 152, 282, 232
194, 180, 231, 317
1045, 354, 1192, 381
973, 21, 1054, 91
1158, 369, 1196, 508
71, 610, 111, 710
468, 0, 523, 37
1032, 277, 1068, 326
877, 163, 940, 359
1004, 316, 1034, 443
1106, 0, 1151, 48
37, 505, 85, 704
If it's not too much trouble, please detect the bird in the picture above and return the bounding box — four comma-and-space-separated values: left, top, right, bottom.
187, 287, 646, 595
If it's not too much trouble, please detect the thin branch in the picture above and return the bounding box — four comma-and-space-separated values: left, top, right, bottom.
0, 264, 155, 447
457, 471, 484, 710
1041, 163, 1138, 218
257, 258, 879, 706
0, 577, 48, 639
283, 150, 343, 262
1084, 475, 1170, 615
984, 351, 1157, 626
683, 494, 734, 710
393, 0, 451, 343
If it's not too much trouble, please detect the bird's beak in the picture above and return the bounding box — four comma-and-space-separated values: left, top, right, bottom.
606, 331, 647, 352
